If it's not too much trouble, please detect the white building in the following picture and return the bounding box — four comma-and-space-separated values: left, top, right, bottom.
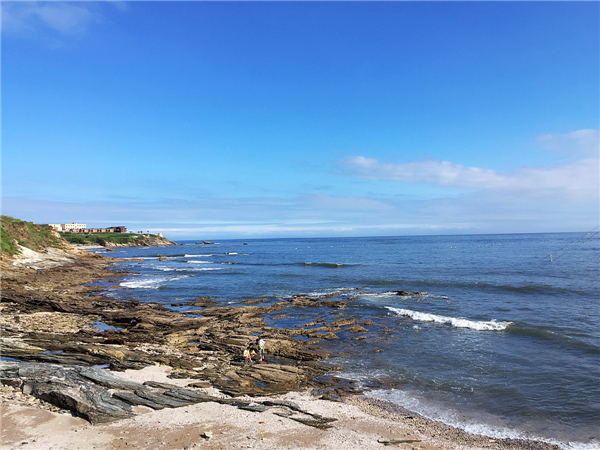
61, 223, 87, 231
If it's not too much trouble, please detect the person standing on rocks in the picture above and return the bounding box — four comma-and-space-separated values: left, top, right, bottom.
257, 337, 265, 362
244, 347, 253, 365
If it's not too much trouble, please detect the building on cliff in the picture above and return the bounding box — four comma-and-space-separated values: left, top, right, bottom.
48, 223, 87, 232
48, 223, 128, 233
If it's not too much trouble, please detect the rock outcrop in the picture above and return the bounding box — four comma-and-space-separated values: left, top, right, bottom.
0, 361, 338, 427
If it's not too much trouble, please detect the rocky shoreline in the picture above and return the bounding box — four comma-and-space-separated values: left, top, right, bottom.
0, 248, 562, 449
1, 248, 372, 417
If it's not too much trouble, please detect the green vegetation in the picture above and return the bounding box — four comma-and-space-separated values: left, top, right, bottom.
1, 226, 19, 256
60, 231, 151, 246
1, 215, 68, 256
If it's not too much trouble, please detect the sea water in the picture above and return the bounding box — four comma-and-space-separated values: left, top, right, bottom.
95, 233, 600, 449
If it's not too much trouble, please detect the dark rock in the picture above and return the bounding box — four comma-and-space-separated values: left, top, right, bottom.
78, 366, 144, 391
286, 416, 336, 430
143, 381, 181, 390
378, 438, 422, 445
320, 393, 343, 402
262, 399, 302, 412
133, 388, 195, 408
237, 403, 269, 412
163, 388, 217, 403
344, 325, 368, 333
113, 391, 165, 410
187, 381, 211, 388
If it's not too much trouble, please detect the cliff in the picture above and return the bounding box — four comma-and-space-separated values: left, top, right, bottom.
1, 215, 74, 257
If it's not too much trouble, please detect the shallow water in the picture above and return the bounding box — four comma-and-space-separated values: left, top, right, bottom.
97, 232, 600, 449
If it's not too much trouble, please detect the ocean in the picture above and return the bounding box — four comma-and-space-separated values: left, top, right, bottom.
95, 232, 600, 449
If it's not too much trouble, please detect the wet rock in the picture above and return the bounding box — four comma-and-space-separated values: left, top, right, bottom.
331, 319, 357, 327
344, 325, 368, 333
241, 298, 268, 305
321, 332, 339, 340
175, 298, 217, 307
349, 335, 367, 340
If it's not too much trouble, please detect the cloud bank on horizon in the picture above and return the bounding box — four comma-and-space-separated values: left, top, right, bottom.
2, 2, 598, 239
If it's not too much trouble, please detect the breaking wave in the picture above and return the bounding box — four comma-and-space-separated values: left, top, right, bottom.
386, 307, 512, 331
120, 275, 190, 289
121, 277, 168, 289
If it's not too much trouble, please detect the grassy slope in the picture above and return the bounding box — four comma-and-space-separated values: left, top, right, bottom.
60, 231, 144, 246
1, 215, 70, 256
60, 231, 170, 246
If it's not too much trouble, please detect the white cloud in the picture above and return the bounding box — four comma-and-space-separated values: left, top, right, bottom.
340, 156, 510, 189
538, 129, 599, 157
2, 2, 101, 37
339, 130, 599, 202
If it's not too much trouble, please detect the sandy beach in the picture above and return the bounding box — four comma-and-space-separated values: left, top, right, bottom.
1, 365, 555, 450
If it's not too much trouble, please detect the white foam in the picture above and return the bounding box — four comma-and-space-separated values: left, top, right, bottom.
361, 292, 400, 299
120, 275, 189, 289
155, 267, 223, 272
121, 277, 168, 289
387, 307, 511, 331
185, 254, 213, 257
306, 287, 356, 297
189, 260, 213, 264
367, 390, 598, 450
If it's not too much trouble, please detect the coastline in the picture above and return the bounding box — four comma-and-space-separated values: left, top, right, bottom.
1, 366, 561, 450
0, 247, 563, 450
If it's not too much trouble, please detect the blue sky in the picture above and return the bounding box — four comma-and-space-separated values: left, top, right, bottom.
2, 1, 598, 239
